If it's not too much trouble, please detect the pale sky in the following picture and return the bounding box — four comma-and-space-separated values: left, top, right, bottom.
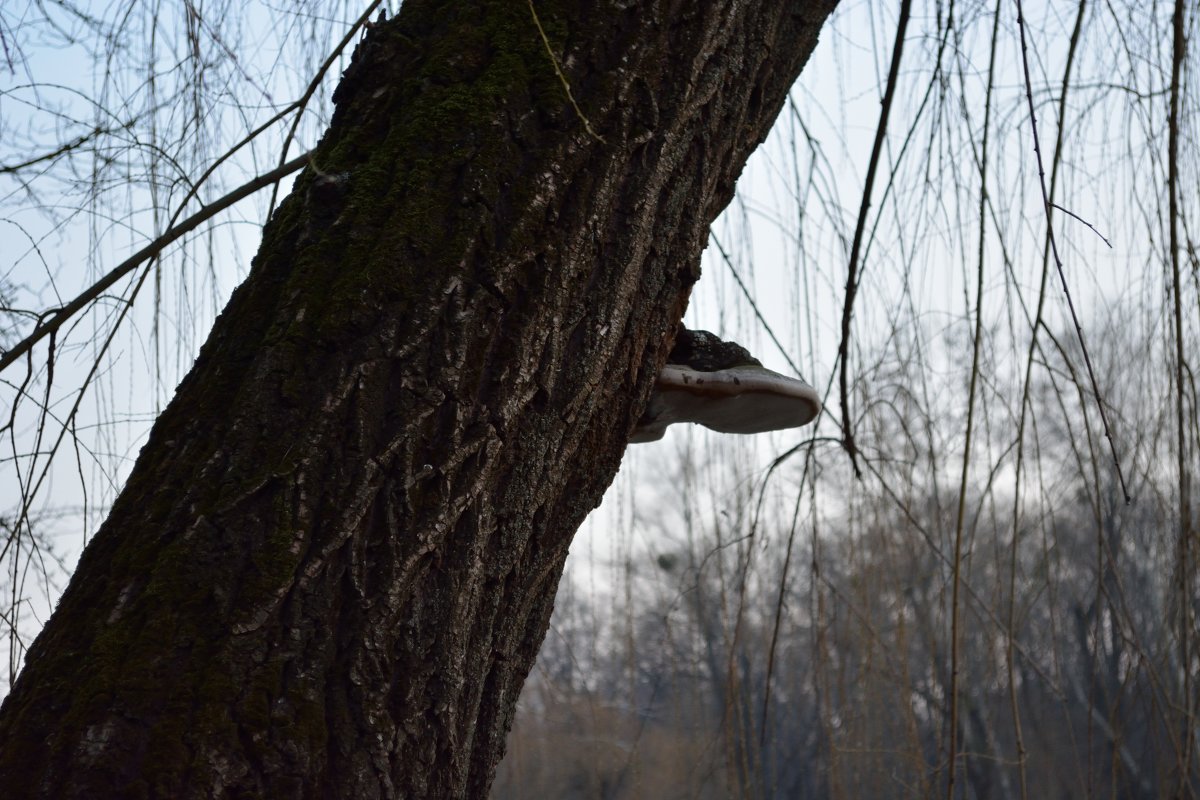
1, 0, 1179, 693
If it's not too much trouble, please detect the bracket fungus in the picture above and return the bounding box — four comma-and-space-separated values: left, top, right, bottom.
631, 329, 821, 443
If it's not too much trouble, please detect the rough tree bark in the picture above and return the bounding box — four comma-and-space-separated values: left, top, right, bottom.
0, 0, 834, 796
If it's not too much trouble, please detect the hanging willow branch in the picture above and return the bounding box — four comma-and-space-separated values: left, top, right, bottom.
837, 0, 914, 479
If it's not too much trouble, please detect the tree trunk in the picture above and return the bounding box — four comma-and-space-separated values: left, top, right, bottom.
0, 1, 834, 796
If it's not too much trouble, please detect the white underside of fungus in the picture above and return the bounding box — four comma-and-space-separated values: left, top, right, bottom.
630, 363, 821, 443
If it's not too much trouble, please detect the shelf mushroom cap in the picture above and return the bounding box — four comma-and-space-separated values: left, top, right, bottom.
630, 362, 822, 443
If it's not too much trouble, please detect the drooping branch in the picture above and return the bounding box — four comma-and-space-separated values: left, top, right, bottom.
837, 0, 913, 480
0, 153, 310, 374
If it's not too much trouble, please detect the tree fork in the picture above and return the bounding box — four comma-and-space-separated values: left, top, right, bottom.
0, 0, 835, 796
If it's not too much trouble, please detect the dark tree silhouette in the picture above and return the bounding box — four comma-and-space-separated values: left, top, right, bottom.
0, 0, 835, 796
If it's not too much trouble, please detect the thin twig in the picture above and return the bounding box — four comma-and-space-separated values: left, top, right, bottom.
0, 127, 116, 175
709, 232, 806, 378
527, 0, 604, 143
1050, 203, 1112, 248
